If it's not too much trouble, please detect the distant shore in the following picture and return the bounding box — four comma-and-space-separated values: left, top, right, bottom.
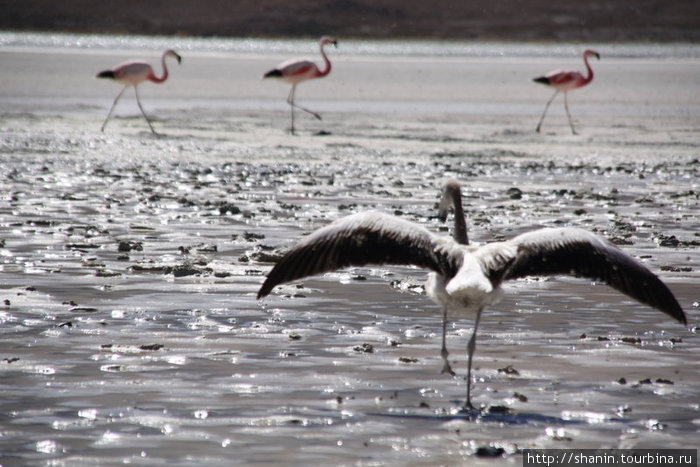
1, 0, 699, 42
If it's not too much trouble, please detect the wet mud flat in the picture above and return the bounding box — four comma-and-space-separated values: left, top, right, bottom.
1, 44, 699, 464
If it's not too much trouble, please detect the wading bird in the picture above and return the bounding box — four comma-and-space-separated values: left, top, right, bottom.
257, 180, 686, 412
533, 49, 600, 134
96, 49, 182, 135
263, 36, 337, 134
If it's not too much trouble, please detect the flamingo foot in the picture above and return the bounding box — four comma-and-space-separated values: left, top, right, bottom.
440, 361, 456, 377
452, 403, 482, 419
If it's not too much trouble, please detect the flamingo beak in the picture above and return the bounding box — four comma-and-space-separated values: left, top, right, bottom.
175, 53, 182, 64
437, 187, 453, 222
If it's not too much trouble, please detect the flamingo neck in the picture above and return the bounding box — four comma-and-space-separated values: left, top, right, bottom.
149, 52, 170, 83
451, 189, 469, 245
317, 43, 332, 78
582, 54, 595, 85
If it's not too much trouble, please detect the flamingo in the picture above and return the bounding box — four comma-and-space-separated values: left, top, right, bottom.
263, 36, 337, 134
96, 49, 182, 135
257, 180, 686, 412
533, 49, 600, 134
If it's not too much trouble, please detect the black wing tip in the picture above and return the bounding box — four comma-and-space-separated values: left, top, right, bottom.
667, 303, 687, 326
626, 279, 687, 326
263, 69, 282, 79
533, 76, 549, 84
96, 70, 115, 79
679, 313, 688, 326
636, 271, 686, 326
257, 281, 272, 299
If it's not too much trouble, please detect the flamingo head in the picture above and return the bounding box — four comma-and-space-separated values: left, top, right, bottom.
584, 50, 600, 61
165, 49, 182, 64
437, 179, 462, 222
320, 36, 338, 48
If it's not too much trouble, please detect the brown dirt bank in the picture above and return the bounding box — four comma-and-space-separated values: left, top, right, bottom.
2, 0, 699, 42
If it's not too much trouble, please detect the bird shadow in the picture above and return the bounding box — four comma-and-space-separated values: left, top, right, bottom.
367, 406, 626, 426
133, 129, 168, 139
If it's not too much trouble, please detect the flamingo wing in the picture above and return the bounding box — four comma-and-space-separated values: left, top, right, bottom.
278, 59, 318, 77
257, 212, 463, 298
475, 227, 686, 324
534, 69, 584, 88
111, 62, 154, 84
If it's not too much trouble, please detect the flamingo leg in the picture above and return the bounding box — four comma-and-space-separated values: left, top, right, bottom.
440, 307, 456, 376
564, 91, 577, 135
134, 86, 159, 135
101, 86, 127, 132
286, 83, 322, 132
293, 101, 322, 121
287, 85, 296, 135
464, 306, 484, 410
535, 90, 559, 133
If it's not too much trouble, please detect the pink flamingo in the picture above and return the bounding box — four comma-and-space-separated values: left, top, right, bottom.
263, 36, 337, 134
96, 49, 182, 135
533, 50, 600, 134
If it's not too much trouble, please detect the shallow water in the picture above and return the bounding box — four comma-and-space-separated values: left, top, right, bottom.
2, 31, 700, 59
1, 34, 699, 465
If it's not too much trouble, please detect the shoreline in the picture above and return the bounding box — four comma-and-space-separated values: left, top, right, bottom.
2, 31, 700, 56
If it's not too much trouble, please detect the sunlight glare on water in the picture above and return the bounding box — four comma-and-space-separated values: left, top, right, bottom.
0, 31, 698, 465
1, 31, 699, 58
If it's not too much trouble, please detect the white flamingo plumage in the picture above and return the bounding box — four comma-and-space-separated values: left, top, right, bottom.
257, 180, 686, 411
